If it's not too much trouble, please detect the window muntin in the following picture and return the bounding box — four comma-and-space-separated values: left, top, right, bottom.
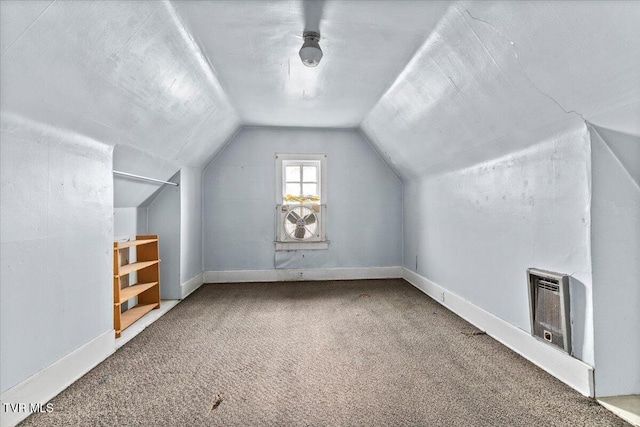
282, 160, 321, 204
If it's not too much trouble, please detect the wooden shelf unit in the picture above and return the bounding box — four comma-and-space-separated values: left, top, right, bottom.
118, 260, 159, 277
113, 235, 161, 338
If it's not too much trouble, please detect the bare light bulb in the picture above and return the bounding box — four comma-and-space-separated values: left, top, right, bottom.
299, 31, 323, 67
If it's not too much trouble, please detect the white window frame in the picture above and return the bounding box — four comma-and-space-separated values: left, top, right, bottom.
275, 153, 328, 251
282, 160, 321, 203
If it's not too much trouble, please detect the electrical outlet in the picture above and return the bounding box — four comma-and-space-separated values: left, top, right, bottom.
439, 291, 445, 302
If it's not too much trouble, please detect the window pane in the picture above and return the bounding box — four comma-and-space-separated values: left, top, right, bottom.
285, 165, 300, 182
285, 183, 300, 197
302, 183, 317, 197
302, 166, 317, 182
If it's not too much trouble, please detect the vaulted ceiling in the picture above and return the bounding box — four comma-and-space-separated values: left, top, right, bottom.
1, 0, 639, 181
172, 0, 450, 128
362, 1, 640, 178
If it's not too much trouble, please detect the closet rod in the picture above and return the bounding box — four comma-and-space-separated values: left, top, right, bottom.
113, 170, 179, 186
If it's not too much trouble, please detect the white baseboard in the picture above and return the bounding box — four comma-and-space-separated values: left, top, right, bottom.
204, 266, 403, 283
598, 396, 640, 427
0, 330, 115, 427
403, 268, 595, 397
181, 272, 204, 299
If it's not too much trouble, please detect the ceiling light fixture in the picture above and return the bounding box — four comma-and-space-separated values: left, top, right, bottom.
299, 31, 323, 67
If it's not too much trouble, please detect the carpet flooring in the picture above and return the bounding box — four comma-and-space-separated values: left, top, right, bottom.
22, 279, 628, 426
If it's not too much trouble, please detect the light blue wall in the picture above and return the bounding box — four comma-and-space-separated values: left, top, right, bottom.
114, 207, 139, 240
590, 126, 640, 396
180, 166, 204, 283
147, 172, 181, 300
403, 125, 594, 364
0, 116, 113, 392
115, 159, 203, 291
203, 127, 402, 271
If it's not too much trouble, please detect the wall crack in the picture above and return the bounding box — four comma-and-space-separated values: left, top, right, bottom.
463, 9, 587, 123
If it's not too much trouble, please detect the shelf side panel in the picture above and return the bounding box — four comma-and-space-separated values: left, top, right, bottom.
136, 240, 158, 263
114, 304, 122, 338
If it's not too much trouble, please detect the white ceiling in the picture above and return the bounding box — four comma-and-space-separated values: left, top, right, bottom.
173, 0, 451, 128
0, 0, 240, 168
362, 1, 640, 179
1, 0, 639, 180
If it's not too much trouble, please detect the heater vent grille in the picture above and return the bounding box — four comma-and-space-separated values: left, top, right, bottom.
537, 279, 559, 292
527, 268, 571, 354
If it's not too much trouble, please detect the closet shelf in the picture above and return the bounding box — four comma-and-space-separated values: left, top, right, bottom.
119, 303, 159, 332
116, 260, 159, 277
114, 238, 158, 250
113, 235, 161, 338
117, 282, 159, 304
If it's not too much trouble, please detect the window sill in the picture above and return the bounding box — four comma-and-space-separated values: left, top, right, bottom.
275, 241, 329, 251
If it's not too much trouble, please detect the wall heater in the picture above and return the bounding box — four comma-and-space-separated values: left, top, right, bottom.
527, 268, 571, 354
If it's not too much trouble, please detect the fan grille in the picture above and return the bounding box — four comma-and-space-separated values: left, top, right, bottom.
284, 205, 318, 240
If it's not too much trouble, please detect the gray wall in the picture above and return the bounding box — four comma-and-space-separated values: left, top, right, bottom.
113, 207, 149, 256
590, 126, 640, 396
203, 127, 402, 271
116, 164, 203, 295
403, 126, 595, 364
114, 207, 140, 240
0, 115, 113, 393
146, 173, 181, 300
180, 167, 203, 283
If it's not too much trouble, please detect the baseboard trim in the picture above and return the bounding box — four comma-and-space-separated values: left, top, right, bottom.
402, 268, 595, 397
181, 272, 204, 299
0, 329, 115, 427
204, 266, 403, 283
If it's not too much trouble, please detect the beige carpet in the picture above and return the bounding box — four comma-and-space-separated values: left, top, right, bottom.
22, 279, 628, 426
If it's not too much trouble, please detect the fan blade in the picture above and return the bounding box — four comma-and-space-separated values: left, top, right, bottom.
295, 225, 306, 239
286, 210, 301, 224
303, 0, 326, 34
303, 213, 316, 225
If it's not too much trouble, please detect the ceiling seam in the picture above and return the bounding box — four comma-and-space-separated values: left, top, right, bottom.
175, 106, 219, 161
162, 0, 242, 124
1, 0, 56, 58
357, 3, 460, 129
356, 128, 403, 184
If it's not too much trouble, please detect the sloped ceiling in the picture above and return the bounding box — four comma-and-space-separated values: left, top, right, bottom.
361, 1, 640, 179
172, 0, 450, 127
0, 0, 240, 168
1, 0, 639, 183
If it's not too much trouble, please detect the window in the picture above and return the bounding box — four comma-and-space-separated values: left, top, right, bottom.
275, 154, 327, 250
283, 161, 320, 204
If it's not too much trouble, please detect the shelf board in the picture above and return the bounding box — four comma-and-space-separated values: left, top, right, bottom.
114, 239, 158, 250
116, 260, 159, 277
117, 282, 158, 304
119, 303, 158, 331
